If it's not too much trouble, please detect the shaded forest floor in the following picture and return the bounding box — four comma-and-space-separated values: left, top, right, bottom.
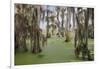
15, 36, 94, 65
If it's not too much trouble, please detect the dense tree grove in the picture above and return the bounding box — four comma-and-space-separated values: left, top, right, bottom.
74, 8, 93, 60
15, 4, 94, 60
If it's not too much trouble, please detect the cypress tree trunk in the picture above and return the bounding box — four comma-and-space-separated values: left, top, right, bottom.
32, 6, 41, 53
61, 8, 65, 37
56, 7, 61, 37
46, 6, 50, 38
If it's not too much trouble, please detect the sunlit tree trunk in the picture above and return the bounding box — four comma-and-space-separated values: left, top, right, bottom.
65, 7, 71, 42
72, 7, 76, 30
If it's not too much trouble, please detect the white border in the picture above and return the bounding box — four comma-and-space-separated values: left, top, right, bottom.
10, 0, 96, 69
